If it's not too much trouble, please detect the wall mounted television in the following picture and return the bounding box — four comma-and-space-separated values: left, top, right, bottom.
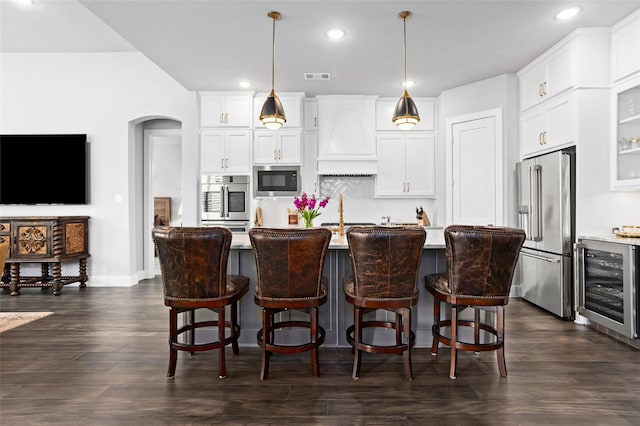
0, 134, 89, 205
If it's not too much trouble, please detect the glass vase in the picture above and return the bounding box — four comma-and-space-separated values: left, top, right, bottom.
303, 216, 314, 228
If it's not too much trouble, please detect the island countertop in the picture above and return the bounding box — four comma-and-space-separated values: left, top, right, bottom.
230, 227, 445, 249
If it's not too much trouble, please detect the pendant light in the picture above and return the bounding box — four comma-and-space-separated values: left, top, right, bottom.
260, 11, 286, 130
392, 11, 420, 130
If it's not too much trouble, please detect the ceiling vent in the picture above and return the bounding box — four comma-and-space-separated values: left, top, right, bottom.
304, 72, 331, 80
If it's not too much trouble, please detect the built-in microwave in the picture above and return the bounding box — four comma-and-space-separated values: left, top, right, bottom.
254, 165, 301, 197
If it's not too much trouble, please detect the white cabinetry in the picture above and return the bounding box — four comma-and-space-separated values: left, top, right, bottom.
518, 29, 610, 112
520, 93, 574, 158
253, 131, 302, 165
611, 76, 640, 189
375, 98, 436, 131
612, 10, 640, 83
200, 130, 251, 174
253, 92, 303, 129
199, 92, 253, 128
375, 133, 435, 198
304, 98, 318, 131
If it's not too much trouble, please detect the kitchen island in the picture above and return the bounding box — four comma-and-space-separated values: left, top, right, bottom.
226, 228, 446, 347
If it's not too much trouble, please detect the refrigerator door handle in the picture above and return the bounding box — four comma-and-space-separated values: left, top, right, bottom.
530, 165, 543, 241
520, 250, 561, 263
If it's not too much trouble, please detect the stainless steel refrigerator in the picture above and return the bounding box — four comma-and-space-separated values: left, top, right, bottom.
516, 148, 575, 318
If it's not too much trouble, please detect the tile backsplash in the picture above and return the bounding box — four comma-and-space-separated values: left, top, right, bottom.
254, 175, 438, 227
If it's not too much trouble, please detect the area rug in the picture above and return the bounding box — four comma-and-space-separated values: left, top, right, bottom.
0, 312, 53, 333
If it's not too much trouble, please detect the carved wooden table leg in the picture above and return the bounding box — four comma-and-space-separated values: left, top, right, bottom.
52, 261, 63, 296
79, 257, 88, 288
10, 262, 20, 296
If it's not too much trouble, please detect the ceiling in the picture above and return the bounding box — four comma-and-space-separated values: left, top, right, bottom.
2, 0, 640, 97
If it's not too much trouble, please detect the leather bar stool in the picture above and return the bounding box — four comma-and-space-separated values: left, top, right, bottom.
425, 225, 525, 379
152, 226, 249, 379
343, 225, 426, 381
249, 227, 331, 380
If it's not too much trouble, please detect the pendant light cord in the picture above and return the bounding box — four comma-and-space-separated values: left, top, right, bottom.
403, 15, 407, 91
271, 16, 276, 91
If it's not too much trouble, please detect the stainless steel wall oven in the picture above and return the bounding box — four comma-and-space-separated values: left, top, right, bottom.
201, 175, 250, 231
576, 238, 638, 339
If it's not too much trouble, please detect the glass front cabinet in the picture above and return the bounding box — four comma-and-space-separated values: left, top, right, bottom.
611, 76, 640, 190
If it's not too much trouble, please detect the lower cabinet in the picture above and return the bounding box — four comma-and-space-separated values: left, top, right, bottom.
375, 133, 435, 197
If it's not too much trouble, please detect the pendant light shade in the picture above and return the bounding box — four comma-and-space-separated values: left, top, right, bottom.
392, 11, 420, 130
260, 11, 286, 130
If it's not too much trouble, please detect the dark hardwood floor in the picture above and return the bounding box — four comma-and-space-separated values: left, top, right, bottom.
2, 277, 639, 425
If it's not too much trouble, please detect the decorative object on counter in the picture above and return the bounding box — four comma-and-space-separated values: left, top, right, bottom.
425, 225, 525, 379
259, 11, 286, 130
338, 193, 345, 236
615, 225, 640, 238
254, 206, 263, 227
416, 206, 430, 226
392, 10, 420, 130
287, 208, 298, 225
294, 193, 330, 228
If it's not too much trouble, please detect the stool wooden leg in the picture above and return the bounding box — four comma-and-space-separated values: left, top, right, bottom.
402, 307, 413, 381
189, 309, 195, 355
449, 305, 458, 379
260, 309, 271, 380
218, 306, 227, 379
167, 309, 178, 379
395, 311, 402, 352
231, 301, 240, 355
496, 306, 507, 377
311, 307, 320, 377
352, 306, 362, 379
431, 299, 440, 355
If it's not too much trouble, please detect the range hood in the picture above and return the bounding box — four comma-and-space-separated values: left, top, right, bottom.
316, 95, 378, 176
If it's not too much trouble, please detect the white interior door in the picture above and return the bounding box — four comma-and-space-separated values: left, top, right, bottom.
446, 109, 503, 226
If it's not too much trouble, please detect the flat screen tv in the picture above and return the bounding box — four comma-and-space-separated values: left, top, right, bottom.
0, 134, 89, 205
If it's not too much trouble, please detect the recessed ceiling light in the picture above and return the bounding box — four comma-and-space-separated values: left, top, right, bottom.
326, 29, 346, 40
402, 80, 415, 88
238, 81, 251, 88
554, 6, 582, 20
15, 0, 34, 5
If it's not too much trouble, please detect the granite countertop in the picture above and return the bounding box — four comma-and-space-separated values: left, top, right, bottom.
231, 227, 445, 249
579, 234, 640, 246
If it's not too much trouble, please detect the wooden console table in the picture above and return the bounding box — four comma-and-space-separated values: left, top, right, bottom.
0, 216, 90, 296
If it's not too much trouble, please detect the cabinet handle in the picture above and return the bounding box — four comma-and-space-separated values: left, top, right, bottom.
543, 81, 547, 95
539, 132, 543, 145
273, 149, 277, 160
220, 113, 224, 124
538, 83, 544, 97
406, 182, 410, 192
543, 131, 547, 145
221, 158, 225, 169
225, 112, 229, 124
225, 158, 229, 168
278, 149, 282, 160
314, 117, 317, 128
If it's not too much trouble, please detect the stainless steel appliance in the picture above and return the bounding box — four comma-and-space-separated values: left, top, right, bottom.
201, 175, 250, 231
576, 238, 638, 339
254, 165, 301, 197
516, 148, 575, 318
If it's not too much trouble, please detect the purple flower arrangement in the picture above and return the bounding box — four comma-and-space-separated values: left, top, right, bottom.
293, 193, 330, 227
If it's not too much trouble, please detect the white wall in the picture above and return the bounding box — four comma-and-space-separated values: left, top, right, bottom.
438, 73, 520, 227
0, 51, 198, 285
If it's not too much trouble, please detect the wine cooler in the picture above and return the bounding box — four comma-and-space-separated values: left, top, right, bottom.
576, 238, 638, 339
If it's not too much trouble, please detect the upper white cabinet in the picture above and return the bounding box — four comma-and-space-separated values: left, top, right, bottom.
520, 93, 574, 158
612, 10, 640, 83
199, 92, 253, 128
518, 29, 610, 112
253, 131, 302, 165
304, 98, 318, 131
253, 92, 303, 129
375, 97, 436, 131
375, 133, 435, 198
611, 76, 640, 189
200, 130, 251, 174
